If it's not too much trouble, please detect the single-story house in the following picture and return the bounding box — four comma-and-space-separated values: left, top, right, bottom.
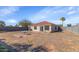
30, 21, 62, 32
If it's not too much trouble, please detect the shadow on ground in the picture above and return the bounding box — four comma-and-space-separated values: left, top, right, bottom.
0, 39, 17, 52
0, 39, 48, 52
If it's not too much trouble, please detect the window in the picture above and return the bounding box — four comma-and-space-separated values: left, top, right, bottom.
45, 25, 49, 30
34, 26, 37, 30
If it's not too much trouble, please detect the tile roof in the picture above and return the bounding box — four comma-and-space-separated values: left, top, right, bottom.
32, 21, 55, 26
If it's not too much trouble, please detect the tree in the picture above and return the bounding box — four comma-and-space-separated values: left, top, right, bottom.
15, 24, 19, 27
60, 17, 66, 27
18, 19, 32, 27
0, 21, 6, 27
6, 25, 14, 27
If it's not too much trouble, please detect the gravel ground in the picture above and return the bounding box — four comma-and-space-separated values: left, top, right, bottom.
0, 31, 79, 52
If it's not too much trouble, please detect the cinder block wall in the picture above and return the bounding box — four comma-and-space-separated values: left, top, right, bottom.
65, 26, 79, 35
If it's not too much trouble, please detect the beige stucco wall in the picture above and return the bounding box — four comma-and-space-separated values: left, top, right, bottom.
31, 25, 52, 32
43, 26, 51, 32
31, 26, 40, 32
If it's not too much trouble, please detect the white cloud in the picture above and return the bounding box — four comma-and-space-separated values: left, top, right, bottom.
66, 6, 79, 15
6, 19, 18, 25
68, 7, 74, 10
67, 10, 77, 15
0, 6, 19, 16
29, 7, 52, 22
29, 6, 79, 25
53, 10, 65, 14
50, 20, 61, 24
29, 6, 73, 22
8, 19, 17, 23
64, 16, 79, 26
29, 7, 63, 22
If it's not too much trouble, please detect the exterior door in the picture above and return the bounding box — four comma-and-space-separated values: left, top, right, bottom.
40, 26, 43, 31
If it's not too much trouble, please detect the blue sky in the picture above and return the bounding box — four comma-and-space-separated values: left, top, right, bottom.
0, 6, 79, 26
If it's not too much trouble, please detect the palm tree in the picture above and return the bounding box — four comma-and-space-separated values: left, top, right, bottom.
60, 17, 65, 27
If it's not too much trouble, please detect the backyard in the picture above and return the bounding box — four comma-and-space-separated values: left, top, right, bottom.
0, 30, 79, 52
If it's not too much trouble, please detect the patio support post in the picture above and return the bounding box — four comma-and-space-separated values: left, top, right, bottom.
49, 26, 51, 32
43, 25, 45, 32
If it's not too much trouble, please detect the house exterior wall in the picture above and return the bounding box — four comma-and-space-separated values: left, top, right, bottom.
31, 26, 40, 32
31, 25, 52, 32
43, 25, 52, 32
51, 25, 59, 31
31, 25, 60, 32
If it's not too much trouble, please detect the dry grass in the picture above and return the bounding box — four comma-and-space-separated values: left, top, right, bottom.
0, 31, 79, 51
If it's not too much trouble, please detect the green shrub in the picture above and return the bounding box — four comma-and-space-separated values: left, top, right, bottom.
0, 45, 8, 52
0, 31, 4, 33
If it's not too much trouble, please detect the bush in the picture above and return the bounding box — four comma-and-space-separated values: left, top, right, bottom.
50, 31, 55, 33
0, 31, 4, 33
0, 45, 8, 52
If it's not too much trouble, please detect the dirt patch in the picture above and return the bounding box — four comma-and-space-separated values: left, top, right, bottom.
0, 31, 79, 51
